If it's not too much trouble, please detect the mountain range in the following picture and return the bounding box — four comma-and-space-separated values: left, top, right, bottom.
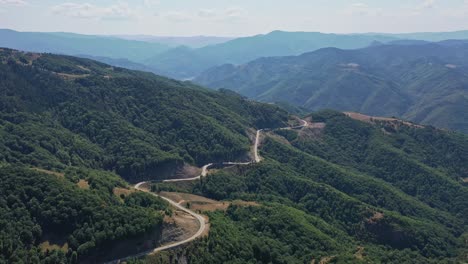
143, 31, 399, 78
0, 29, 171, 62
5, 29, 468, 80
195, 41, 468, 133
2, 23, 468, 263
1, 49, 467, 263
113, 35, 235, 48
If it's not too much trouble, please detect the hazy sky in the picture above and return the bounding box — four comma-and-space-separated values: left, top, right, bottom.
1, 0, 468, 36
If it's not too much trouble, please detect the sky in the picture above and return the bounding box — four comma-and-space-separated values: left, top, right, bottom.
1, 0, 468, 36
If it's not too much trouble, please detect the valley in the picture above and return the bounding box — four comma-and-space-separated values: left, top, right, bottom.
108, 120, 309, 262
1, 24, 468, 263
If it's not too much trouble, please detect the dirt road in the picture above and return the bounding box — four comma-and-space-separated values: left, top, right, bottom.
106, 182, 206, 263
108, 119, 309, 262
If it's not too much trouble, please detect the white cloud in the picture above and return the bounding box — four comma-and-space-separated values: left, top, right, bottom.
225, 7, 245, 20
163, 7, 246, 23
0, 0, 27, 6
143, 0, 159, 7
164, 11, 192, 22
410, 0, 437, 15
50, 2, 137, 20
342, 3, 382, 16
198, 8, 216, 18
421, 0, 436, 9
442, 1, 468, 18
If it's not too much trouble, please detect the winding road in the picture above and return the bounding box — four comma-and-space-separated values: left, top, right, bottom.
108, 119, 308, 263
162, 163, 214, 183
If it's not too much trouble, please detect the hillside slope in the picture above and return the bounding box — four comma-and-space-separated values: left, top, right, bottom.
0, 49, 289, 263
0, 48, 288, 182
195, 42, 468, 133
0, 165, 171, 263
1, 49, 467, 264
150, 110, 468, 263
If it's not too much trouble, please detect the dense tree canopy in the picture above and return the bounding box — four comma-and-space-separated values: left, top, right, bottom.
0, 49, 288, 181
149, 111, 468, 263
0, 166, 169, 263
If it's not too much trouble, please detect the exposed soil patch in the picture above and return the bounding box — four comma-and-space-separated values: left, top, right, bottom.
113, 187, 136, 199
39, 233, 68, 253
77, 179, 90, 189
55, 72, 90, 80
160, 210, 200, 246
201, 215, 211, 238
77, 65, 91, 72
345, 112, 424, 130
160, 192, 259, 213
174, 164, 201, 179
160, 192, 217, 205
309, 122, 326, 129
39, 241, 69, 253
298, 124, 326, 140
367, 212, 385, 224
32, 168, 64, 178
354, 246, 365, 260
319, 256, 336, 264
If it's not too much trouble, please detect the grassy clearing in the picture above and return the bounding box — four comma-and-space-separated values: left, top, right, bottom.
113, 187, 136, 201
160, 192, 259, 213
77, 179, 90, 189
32, 168, 64, 178
39, 241, 68, 253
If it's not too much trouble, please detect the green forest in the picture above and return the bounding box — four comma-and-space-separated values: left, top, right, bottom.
0, 49, 287, 181
195, 42, 468, 133
149, 111, 468, 263
1, 49, 467, 263
0, 49, 288, 263
0, 166, 169, 263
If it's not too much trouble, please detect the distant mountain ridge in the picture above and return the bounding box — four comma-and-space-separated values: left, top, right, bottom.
195, 42, 468, 133
3, 28, 468, 80
144, 31, 400, 78
113, 35, 235, 48
0, 29, 171, 62
387, 30, 468, 42
1, 48, 467, 264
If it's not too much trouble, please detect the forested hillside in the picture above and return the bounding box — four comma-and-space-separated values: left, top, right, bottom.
147, 111, 468, 263
195, 42, 468, 133
0, 49, 288, 263
0, 165, 170, 263
1, 48, 467, 264
0, 48, 287, 182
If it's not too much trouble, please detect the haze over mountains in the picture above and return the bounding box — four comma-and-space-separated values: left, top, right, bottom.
1, 48, 467, 263
1, 23, 468, 263
113, 35, 235, 48
3, 28, 468, 80
0, 29, 170, 62
196, 41, 468, 133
